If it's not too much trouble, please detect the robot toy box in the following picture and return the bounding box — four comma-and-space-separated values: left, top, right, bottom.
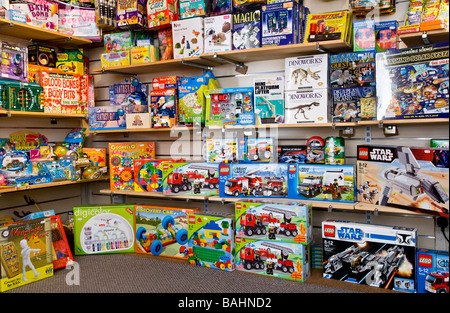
187, 211, 235, 271
204, 138, 238, 163
238, 137, 275, 163
73, 205, 136, 255
232, 9, 261, 50
287, 164, 356, 202
303, 10, 352, 43
284, 89, 330, 124
356, 145, 449, 217
179, 0, 208, 19
285, 54, 329, 91
261, 1, 300, 47
150, 88, 177, 128
204, 14, 233, 53
116, 0, 147, 28
322, 219, 417, 292
376, 42, 449, 120
9, 0, 58, 31
254, 76, 284, 124
172, 17, 204, 59
416, 248, 449, 293
278, 145, 307, 163
135, 205, 198, 259
235, 237, 310, 282
147, 0, 178, 30
219, 163, 288, 198
235, 201, 312, 245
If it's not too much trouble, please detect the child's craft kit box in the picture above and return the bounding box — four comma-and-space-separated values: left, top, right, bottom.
322, 219, 417, 292
416, 248, 449, 293
285, 54, 329, 91
232, 9, 261, 50
261, 1, 300, 47
204, 138, 238, 163
238, 137, 275, 163
204, 14, 233, 53
116, 0, 147, 28
172, 17, 204, 59
284, 89, 330, 124
9, 0, 58, 31
254, 76, 284, 124
147, 0, 178, 30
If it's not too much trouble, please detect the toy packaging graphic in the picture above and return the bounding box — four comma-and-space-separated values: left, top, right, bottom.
431, 139, 450, 148
0, 41, 28, 83
353, 19, 375, 52
133, 159, 180, 192
375, 20, 398, 52
235, 201, 312, 245
322, 220, 417, 293
126, 112, 151, 129
0, 217, 53, 292
235, 237, 310, 282
211, 0, 232, 15
254, 76, 284, 124
147, 0, 178, 30
261, 1, 299, 47
303, 10, 352, 43
0, 80, 44, 112
278, 145, 307, 164
56, 48, 84, 75
187, 212, 235, 271
179, 0, 207, 19
287, 164, 356, 202
285, 54, 329, 91
109, 78, 148, 106
238, 137, 275, 163
232, 9, 261, 50
9, 0, 59, 31
172, 17, 204, 59
101, 50, 131, 68
150, 88, 177, 128
28, 44, 56, 68
324, 136, 345, 165
58, 5, 101, 40
135, 205, 198, 259
50, 215, 74, 270
158, 28, 174, 60
376, 43, 449, 120
204, 138, 238, 163
416, 248, 449, 293
116, 0, 147, 28
356, 145, 449, 217
284, 89, 330, 124
204, 14, 233, 53
89, 105, 149, 130
331, 86, 377, 122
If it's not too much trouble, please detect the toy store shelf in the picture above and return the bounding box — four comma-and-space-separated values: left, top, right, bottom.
0, 18, 92, 47
399, 28, 449, 47
86, 126, 195, 135
99, 189, 211, 200
354, 202, 432, 216
212, 122, 358, 130
0, 178, 108, 195
357, 118, 449, 126
0, 109, 87, 119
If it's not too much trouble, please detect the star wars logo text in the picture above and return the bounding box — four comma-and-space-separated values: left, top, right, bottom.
337, 227, 363, 240
369, 148, 394, 162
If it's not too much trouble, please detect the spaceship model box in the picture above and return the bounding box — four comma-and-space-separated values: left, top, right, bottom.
416, 248, 449, 293
322, 219, 417, 292
285, 54, 329, 91
356, 145, 449, 217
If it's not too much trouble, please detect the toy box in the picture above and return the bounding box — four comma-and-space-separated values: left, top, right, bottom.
376, 43, 449, 121
187, 211, 235, 271
126, 112, 151, 129
322, 219, 417, 292
398, 0, 424, 34
331, 86, 377, 122
116, 0, 147, 28
356, 145, 449, 217
0, 41, 28, 82
204, 14, 233, 53
172, 17, 204, 59
147, 0, 178, 30
89, 105, 148, 130
254, 76, 284, 124
324, 136, 345, 165
50, 215, 74, 270
0, 80, 44, 112
261, 1, 299, 47
158, 28, 174, 60
28, 44, 57, 68
73, 205, 135, 255
109, 142, 156, 191
303, 10, 352, 43
130, 45, 159, 64
204, 138, 238, 163
135, 205, 198, 259
235, 237, 310, 281
110, 78, 148, 107
235, 201, 312, 244
233, 0, 266, 12
278, 145, 307, 163
4, 9, 27, 23
152, 76, 179, 90
82, 147, 107, 173
238, 137, 275, 163
56, 49, 84, 75
104, 31, 134, 53
375, 20, 397, 52
287, 164, 356, 202
179, 0, 208, 19
150, 88, 177, 128
101, 51, 131, 68
9, 0, 58, 31
58, 4, 101, 40
205, 87, 255, 127
285, 54, 329, 91
431, 139, 449, 148
232, 9, 261, 50
416, 248, 449, 293
284, 89, 330, 124
133, 159, 180, 192
353, 19, 375, 52
219, 163, 288, 198
211, 0, 232, 15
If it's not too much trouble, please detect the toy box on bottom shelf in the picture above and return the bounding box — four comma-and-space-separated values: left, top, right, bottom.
187, 212, 235, 271
235, 237, 310, 282
321, 220, 417, 293
416, 248, 449, 293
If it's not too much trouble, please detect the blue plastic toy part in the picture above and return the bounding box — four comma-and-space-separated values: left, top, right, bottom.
150, 240, 163, 256
176, 229, 188, 245
162, 215, 175, 229
136, 226, 147, 241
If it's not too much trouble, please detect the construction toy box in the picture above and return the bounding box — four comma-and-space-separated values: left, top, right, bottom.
284, 89, 330, 124
172, 17, 204, 59
150, 88, 177, 128
187, 212, 235, 271
219, 163, 288, 198
133, 159, 180, 192
204, 138, 238, 163
0, 217, 53, 292
9, 0, 58, 31
303, 10, 352, 43
116, 0, 147, 28
287, 164, 356, 203
356, 145, 449, 217
204, 14, 233, 53
238, 137, 275, 163
254, 76, 284, 124
232, 9, 261, 50
261, 1, 300, 47
135, 205, 198, 259
416, 248, 449, 293
285, 54, 329, 91
235, 237, 310, 282
322, 219, 417, 292
235, 201, 312, 244
278, 145, 307, 163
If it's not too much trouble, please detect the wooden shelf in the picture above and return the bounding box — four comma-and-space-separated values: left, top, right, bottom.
399, 28, 449, 47
0, 178, 107, 195
99, 189, 211, 200
0, 109, 87, 119
86, 126, 196, 135
358, 118, 449, 126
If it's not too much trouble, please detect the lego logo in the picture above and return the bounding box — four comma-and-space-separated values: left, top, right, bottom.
188, 216, 196, 224
220, 165, 230, 175
359, 148, 369, 159
163, 164, 169, 170
323, 225, 335, 237
288, 165, 296, 173
418, 255, 433, 267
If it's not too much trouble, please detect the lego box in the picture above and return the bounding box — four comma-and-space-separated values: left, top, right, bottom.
204, 138, 238, 163
238, 137, 275, 163
133, 159, 179, 192
285, 54, 329, 91
284, 89, 330, 124
416, 248, 449, 293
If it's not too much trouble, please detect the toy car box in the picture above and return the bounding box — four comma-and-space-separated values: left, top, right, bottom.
261, 1, 300, 47
303, 10, 352, 43
356, 145, 449, 217
150, 88, 177, 128
416, 248, 449, 293
254, 76, 284, 124
287, 164, 356, 202
235, 237, 310, 282
116, 0, 147, 28
284, 89, 330, 124
235, 201, 312, 244
187, 211, 235, 271
9, 0, 58, 31
285, 54, 329, 91
172, 17, 204, 59
322, 219, 417, 292
204, 14, 233, 53
232, 9, 261, 50
278, 145, 307, 163
204, 138, 238, 163
238, 137, 275, 163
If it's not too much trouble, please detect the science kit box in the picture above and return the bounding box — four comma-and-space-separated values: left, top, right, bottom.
204, 14, 233, 53
416, 248, 449, 293
284, 89, 330, 124
303, 10, 352, 43
172, 17, 204, 59
232, 9, 261, 50
204, 138, 238, 163
261, 1, 300, 47
254, 76, 284, 124
285, 54, 329, 91
322, 219, 417, 292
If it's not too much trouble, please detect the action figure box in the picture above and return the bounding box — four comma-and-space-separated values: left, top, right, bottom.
0, 217, 53, 292
9, 0, 58, 31
331, 86, 377, 122
285, 54, 329, 91
287, 164, 356, 202
150, 88, 177, 128
179, 0, 208, 19
134, 159, 181, 192
238, 137, 275, 163
261, 1, 300, 47
235, 201, 312, 244
303, 10, 352, 43
278, 145, 307, 163
235, 237, 310, 282
416, 248, 449, 293
219, 163, 288, 198
254, 76, 284, 124
284, 89, 330, 124
376, 43, 449, 121
204, 138, 238, 163
187, 211, 235, 272
232, 9, 261, 50
204, 14, 233, 53
116, 0, 147, 28
322, 219, 417, 292
147, 0, 178, 30
356, 145, 449, 217
375, 20, 397, 52
172, 17, 204, 59
353, 19, 375, 52
110, 78, 148, 106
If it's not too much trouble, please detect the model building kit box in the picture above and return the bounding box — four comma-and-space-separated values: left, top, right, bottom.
204, 138, 238, 163
261, 1, 299, 47
322, 220, 417, 293
204, 14, 233, 53
331, 86, 377, 122
416, 248, 449, 293
356, 145, 449, 217
304, 10, 352, 43
232, 9, 261, 50
285, 54, 329, 91
172, 17, 204, 59
254, 76, 284, 124
238, 137, 275, 163
284, 89, 330, 124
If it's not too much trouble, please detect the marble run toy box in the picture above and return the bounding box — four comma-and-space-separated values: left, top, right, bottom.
204, 14, 233, 53
9, 0, 58, 31
0, 217, 53, 292
285, 54, 329, 91
254, 76, 284, 124
232, 9, 261, 50
322, 219, 417, 292
235, 237, 310, 282
284, 89, 330, 124
172, 17, 204, 59
261, 1, 300, 47
238, 137, 275, 163
235, 201, 312, 244
287, 164, 356, 203
416, 248, 449, 293
187, 211, 235, 272
204, 138, 238, 163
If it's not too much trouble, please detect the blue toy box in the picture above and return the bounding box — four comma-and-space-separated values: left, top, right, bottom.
232, 9, 261, 50
416, 248, 449, 293
261, 1, 299, 47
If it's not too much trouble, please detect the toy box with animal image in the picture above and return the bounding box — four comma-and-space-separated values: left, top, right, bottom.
172, 17, 204, 59
331, 86, 377, 122
356, 145, 449, 217
278, 145, 307, 164
9, 0, 58, 31
254, 76, 284, 124
235, 237, 310, 282
376, 43, 449, 121
110, 78, 148, 106
284, 89, 330, 124
303, 10, 352, 43
285, 54, 329, 91
204, 138, 238, 163
235, 201, 312, 245
238, 137, 275, 163
116, 0, 147, 28
261, 1, 300, 47
287, 164, 356, 202
322, 219, 417, 292
204, 14, 233, 53
232, 9, 261, 50
150, 88, 177, 128
147, 0, 178, 30
416, 248, 449, 293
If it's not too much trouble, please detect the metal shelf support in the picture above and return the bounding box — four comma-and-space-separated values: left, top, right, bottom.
212, 53, 248, 74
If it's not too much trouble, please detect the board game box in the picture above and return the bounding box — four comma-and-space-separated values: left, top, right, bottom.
254, 76, 285, 124
284, 89, 330, 124
285, 54, 329, 91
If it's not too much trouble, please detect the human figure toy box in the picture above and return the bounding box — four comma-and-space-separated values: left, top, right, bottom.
204, 138, 238, 163
238, 137, 275, 163
416, 248, 449, 293
254, 76, 284, 124
73, 205, 136, 255
204, 14, 233, 53
235, 201, 312, 245
135, 205, 198, 259
261, 1, 300, 47
232, 9, 261, 50
116, 0, 147, 28
356, 145, 449, 217
235, 237, 310, 282
150, 88, 177, 128
187, 211, 235, 271
172, 17, 204, 59
284, 89, 330, 124
322, 219, 417, 292
285, 54, 329, 91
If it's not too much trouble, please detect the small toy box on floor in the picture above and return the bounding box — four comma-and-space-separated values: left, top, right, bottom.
322, 219, 417, 293
187, 212, 235, 271
235, 237, 310, 282
416, 248, 449, 293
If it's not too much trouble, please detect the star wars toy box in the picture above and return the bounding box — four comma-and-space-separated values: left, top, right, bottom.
235, 201, 312, 245
254, 76, 284, 124
147, 0, 178, 30
285, 54, 329, 91
322, 219, 417, 292
416, 248, 449, 293
187, 211, 235, 272
172, 17, 204, 59
232, 9, 261, 50
116, 0, 147, 28
356, 145, 449, 217
376, 42, 449, 121
284, 89, 330, 124
287, 164, 356, 203
278, 145, 307, 163
204, 14, 233, 53
73, 205, 136, 255
235, 237, 310, 282
0, 217, 53, 292
303, 10, 352, 43
150, 88, 177, 128
9, 0, 59, 31
204, 138, 238, 163
238, 137, 275, 163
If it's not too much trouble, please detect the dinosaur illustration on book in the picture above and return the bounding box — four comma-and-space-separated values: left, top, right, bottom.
288, 102, 320, 120
291, 68, 321, 86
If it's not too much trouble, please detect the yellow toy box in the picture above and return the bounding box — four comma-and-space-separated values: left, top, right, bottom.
56, 49, 84, 75
101, 51, 131, 68
303, 10, 352, 43
130, 45, 159, 64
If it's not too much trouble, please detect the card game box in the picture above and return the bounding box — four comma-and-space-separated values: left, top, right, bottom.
232, 9, 261, 50
204, 138, 238, 163
285, 89, 330, 124
172, 17, 204, 59
285, 54, 329, 91
261, 1, 300, 47
204, 14, 233, 53
254, 76, 284, 124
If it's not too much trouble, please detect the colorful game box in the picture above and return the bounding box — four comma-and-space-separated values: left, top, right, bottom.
116, 0, 147, 28
211, 0, 232, 15
50, 215, 74, 270
254, 76, 284, 124
101, 51, 131, 68
238, 137, 275, 163
416, 248, 449, 293
133, 159, 179, 192
284, 89, 330, 124
58, 4, 101, 40
331, 86, 377, 122
353, 19, 375, 52
278, 145, 307, 163
179, 0, 207, 19
109, 78, 148, 106
285, 54, 329, 91
89, 105, 149, 130
232, 9, 261, 50
158, 28, 174, 60
204, 138, 238, 163
9, 0, 58, 31
56, 48, 84, 75
375, 20, 398, 52
303, 10, 352, 43
150, 88, 177, 128
147, 0, 178, 30
204, 14, 233, 53
261, 1, 300, 47
130, 45, 159, 64
172, 17, 204, 59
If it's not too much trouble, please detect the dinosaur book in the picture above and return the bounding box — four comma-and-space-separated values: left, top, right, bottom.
285, 54, 329, 91
284, 89, 330, 124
